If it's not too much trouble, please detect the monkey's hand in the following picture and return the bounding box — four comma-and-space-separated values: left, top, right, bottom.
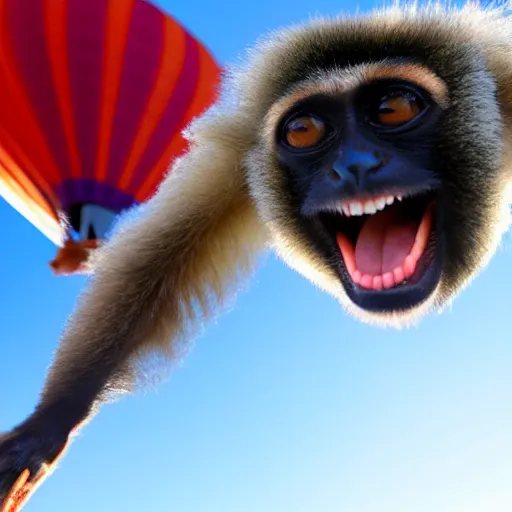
0, 422, 71, 512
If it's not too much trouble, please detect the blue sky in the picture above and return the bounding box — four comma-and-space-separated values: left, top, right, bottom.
1, 0, 512, 511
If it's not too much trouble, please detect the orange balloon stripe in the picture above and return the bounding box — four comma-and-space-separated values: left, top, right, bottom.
0, 163, 33, 207
0, 125, 58, 209
95, 0, 135, 182
184, 43, 221, 126
0, 0, 61, 186
0, 164, 55, 222
118, 17, 187, 190
43, 0, 81, 179
0, 169, 61, 242
136, 44, 221, 202
0, 156, 46, 214
0, 146, 56, 219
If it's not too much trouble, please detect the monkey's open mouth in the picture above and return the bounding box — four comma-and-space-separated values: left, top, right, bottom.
318, 192, 439, 309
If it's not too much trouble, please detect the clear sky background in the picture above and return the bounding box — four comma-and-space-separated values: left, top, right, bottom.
1, 0, 512, 511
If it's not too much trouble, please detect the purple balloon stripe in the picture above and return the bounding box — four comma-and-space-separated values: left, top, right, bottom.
127, 32, 200, 195
6, 0, 71, 180
67, 0, 107, 180
57, 178, 136, 213
105, 0, 164, 187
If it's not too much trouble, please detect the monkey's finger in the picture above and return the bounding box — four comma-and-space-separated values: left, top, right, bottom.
1, 439, 69, 512
1, 469, 31, 512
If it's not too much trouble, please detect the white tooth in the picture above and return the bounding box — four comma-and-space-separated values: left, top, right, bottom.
341, 204, 350, 216
364, 200, 377, 214
397, 195, 403, 201
350, 201, 363, 216
386, 195, 394, 205
375, 197, 386, 211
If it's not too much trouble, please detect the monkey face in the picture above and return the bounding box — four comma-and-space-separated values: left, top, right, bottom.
244, 19, 510, 325
274, 79, 445, 315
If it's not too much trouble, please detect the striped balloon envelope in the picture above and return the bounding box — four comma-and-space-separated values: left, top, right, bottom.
0, 0, 221, 275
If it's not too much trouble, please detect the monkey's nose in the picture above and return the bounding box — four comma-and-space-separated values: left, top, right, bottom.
331, 149, 383, 188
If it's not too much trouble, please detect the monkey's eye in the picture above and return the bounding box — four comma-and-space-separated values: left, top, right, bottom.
284, 115, 327, 148
370, 90, 426, 128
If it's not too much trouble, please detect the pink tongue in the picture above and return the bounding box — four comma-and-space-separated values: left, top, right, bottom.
355, 208, 418, 275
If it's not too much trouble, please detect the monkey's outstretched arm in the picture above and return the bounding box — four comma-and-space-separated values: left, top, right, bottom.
0, 114, 267, 511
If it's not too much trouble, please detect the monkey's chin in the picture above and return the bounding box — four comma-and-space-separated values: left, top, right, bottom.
319, 192, 443, 314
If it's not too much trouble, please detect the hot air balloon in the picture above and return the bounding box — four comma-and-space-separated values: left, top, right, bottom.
0, 0, 221, 275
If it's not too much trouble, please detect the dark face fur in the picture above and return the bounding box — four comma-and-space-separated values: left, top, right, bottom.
275, 79, 444, 312
245, 15, 509, 325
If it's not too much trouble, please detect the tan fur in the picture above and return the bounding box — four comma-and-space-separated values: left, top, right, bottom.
1, 4, 512, 509
362, 63, 449, 105
41, 111, 268, 404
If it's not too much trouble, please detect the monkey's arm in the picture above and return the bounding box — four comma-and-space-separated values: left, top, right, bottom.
0, 115, 267, 511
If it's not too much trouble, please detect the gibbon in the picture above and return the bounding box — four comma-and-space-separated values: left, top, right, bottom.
1, 3, 511, 510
